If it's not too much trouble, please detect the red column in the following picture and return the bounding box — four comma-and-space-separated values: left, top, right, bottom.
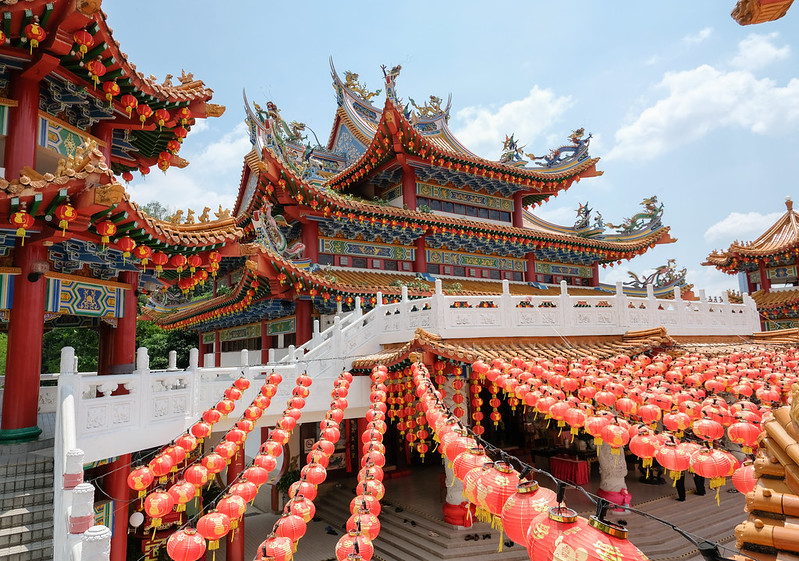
3, 74, 38, 180
197, 333, 205, 367
512, 192, 525, 228
109, 271, 139, 374
302, 220, 319, 262
105, 453, 131, 561
0, 242, 47, 442
402, 165, 417, 210
97, 323, 113, 375
414, 235, 426, 274
295, 300, 312, 347
525, 253, 537, 282
214, 330, 221, 367
590, 263, 600, 287
759, 261, 771, 292
226, 449, 246, 561
92, 121, 114, 164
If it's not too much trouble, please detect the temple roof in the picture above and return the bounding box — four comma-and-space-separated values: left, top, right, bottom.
350, 327, 676, 369
705, 199, 799, 271
0, 0, 223, 173
732, 0, 794, 25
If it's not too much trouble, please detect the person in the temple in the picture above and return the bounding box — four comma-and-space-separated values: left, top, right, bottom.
675, 470, 706, 501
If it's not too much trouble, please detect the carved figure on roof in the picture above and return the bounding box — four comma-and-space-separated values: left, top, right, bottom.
343, 71, 382, 101
252, 203, 305, 260
382, 64, 402, 102
198, 207, 211, 223
526, 130, 592, 168
162, 74, 173, 88
169, 209, 184, 225
178, 70, 194, 84
184, 209, 195, 225
215, 205, 231, 220
410, 95, 444, 118
625, 259, 687, 289
500, 134, 526, 164
593, 212, 604, 229
574, 202, 592, 230
605, 195, 664, 233
287, 121, 306, 143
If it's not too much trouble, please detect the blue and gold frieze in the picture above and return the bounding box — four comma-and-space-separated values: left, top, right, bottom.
320, 238, 414, 261
417, 182, 513, 212
267, 316, 295, 336
45, 276, 125, 318
427, 249, 524, 272
535, 260, 592, 278
0, 269, 18, 310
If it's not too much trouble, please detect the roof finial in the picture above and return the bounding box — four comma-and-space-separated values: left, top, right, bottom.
787, 196, 793, 211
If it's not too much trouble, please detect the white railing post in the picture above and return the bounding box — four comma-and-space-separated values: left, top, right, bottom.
615, 282, 627, 329
167, 350, 178, 371
61, 346, 76, 376
354, 296, 362, 317
188, 348, 199, 371
332, 316, 343, 359
137, 347, 150, 431
136, 347, 149, 372
673, 286, 684, 331
69, 483, 95, 534
268, 348, 276, 363
433, 279, 445, 336
501, 279, 513, 329
80, 525, 112, 561
64, 449, 84, 490
240, 349, 249, 367
646, 283, 657, 327
400, 286, 410, 334
559, 280, 571, 332
312, 318, 321, 348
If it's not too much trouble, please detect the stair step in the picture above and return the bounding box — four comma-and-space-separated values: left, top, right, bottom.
0, 538, 54, 561
0, 438, 54, 457
0, 488, 55, 511
0, 504, 52, 531
0, 521, 53, 549
0, 473, 54, 495
0, 456, 54, 478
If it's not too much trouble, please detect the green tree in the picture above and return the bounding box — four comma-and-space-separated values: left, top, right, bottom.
0, 333, 7, 376
41, 328, 99, 373
139, 200, 174, 221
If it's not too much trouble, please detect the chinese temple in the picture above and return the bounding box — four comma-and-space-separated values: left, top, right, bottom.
0, 2, 776, 561
705, 199, 799, 330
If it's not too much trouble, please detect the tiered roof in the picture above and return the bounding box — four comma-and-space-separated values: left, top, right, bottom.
705, 199, 799, 274
0, 0, 223, 174
732, 0, 794, 25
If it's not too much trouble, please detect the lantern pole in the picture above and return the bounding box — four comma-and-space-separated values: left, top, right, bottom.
226, 448, 246, 561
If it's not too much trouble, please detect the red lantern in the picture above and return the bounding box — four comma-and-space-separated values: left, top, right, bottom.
727, 421, 761, 454
289, 480, 318, 501
217, 494, 247, 530
256, 536, 293, 561
151, 251, 168, 274
347, 512, 380, 540
155, 109, 171, 130
137, 103, 153, 127
171, 254, 188, 274
24, 18, 46, 54
133, 245, 153, 268
73, 29, 94, 58
144, 491, 175, 533
10, 210, 35, 245
168, 480, 196, 512
121, 94, 138, 118
274, 512, 307, 542
475, 462, 519, 524
230, 479, 258, 503
190, 421, 212, 442
216, 398, 235, 417
335, 530, 374, 561
96, 220, 117, 248
202, 453, 227, 476
501, 480, 559, 547
196, 511, 231, 554
166, 528, 206, 561
183, 465, 209, 498
243, 466, 269, 488
732, 462, 757, 494
127, 466, 154, 501
54, 203, 77, 236
691, 448, 737, 499
85, 57, 107, 89
692, 418, 725, 443
290, 495, 317, 523
176, 106, 193, 125
148, 455, 173, 484
117, 236, 136, 260
103, 80, 120, 107
174, 126, 189, 142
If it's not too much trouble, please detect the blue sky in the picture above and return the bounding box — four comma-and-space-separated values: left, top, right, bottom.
107, 1, 799, 296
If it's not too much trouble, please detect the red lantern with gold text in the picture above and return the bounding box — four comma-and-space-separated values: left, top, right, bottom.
54, 204, 77, 236
183, 465, 208, 503
134, 245, 153, 268
144, 491, 175, 535
148, 455, 173, 484
230, 479, 258, 504
274, 512, 307, 543
155, 109, 171, 130
476, 462, 519, 526
117, 236, 136, 262
691, 448, 737, 503
335, 530, 374, 561
24, 18, 46, 54
202, 453, 226, 476
171, 253, 188, 275
196, 511, 230, 560
127, 466, 154, 503
256, 536, 293, 561
10, 210, 34, 246
176, 106, 192, 125
190, 421, 212, 443
166, 528, 206, 561
501, 480, 559, 546
103, 80, 120, 107
121, 94, 138, 118
217, 494, 247, 532
72, 30, 94, 58
137, 103, 153, 127
96, 220, 117, 249
351, 494, 381, 517
289, 480, 318, 501
168, 480, 195, 512
347, 512, 380, 540
85, 57, 107, 89
290, 495, 317, 523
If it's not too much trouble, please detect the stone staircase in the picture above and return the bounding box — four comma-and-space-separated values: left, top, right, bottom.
313, 483, 529, 561
0, 438, 55, 561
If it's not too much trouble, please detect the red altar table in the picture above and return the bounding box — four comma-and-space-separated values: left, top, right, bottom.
550, 455, 590, 485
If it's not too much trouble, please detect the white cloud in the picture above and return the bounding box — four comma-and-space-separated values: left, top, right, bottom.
704, 210, 783, 244
731, 32, 790, 71
126, 122, 250, 211
532, 205, 577, 226
607, 65, 799, 161
683, 27, 713, 45
451, 86, 574, 159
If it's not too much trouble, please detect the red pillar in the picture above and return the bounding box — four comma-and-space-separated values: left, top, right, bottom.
92, 121, 114, 164
401, 165, 417, 210
261, 320, 269, 364
0, 243, 47, 442
759, 261, 771, 292
3, 74, 38, 180
109, 271, 139, 374
295, 300, 312, 347
414, 235, 426, 274
214, 330, 221, 367
302, 220, 319, 262
97, 323, 113, 375
226, 449, 246, 561
590, 262, 600, 287
106, 270, 138, 561
512, 192, 525, 228
105, 452, 131, 561
525, 253, 537, 283
197, 333, 205, 367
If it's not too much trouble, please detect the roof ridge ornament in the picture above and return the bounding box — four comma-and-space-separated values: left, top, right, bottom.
605, 196, 664, 234
787, 196, 793, 211
381, 64, 402, 103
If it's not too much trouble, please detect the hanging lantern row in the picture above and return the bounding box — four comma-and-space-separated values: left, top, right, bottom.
163, 270, 258, 331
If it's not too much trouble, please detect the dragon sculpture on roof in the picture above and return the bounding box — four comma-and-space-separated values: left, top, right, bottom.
605, 196, 664, 233
625, 259, 687, 289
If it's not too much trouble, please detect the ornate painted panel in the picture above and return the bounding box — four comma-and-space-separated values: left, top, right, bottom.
45, 277, 125, 318
417, 182, 513, 211
427, 249, 525, 272
320, 238, 414, 261
535, 260, 592, 278
267, 316, 295, 336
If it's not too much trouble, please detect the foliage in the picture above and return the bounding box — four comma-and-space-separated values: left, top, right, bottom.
139, 200, 174, 221
444, 282, 463, 295
0, 333, 6, 376
275, 469, 300, 494
417, 204, 432, 213
136, 321, 197, 370
42, 328, 99, 373
390, 278, 431, 292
